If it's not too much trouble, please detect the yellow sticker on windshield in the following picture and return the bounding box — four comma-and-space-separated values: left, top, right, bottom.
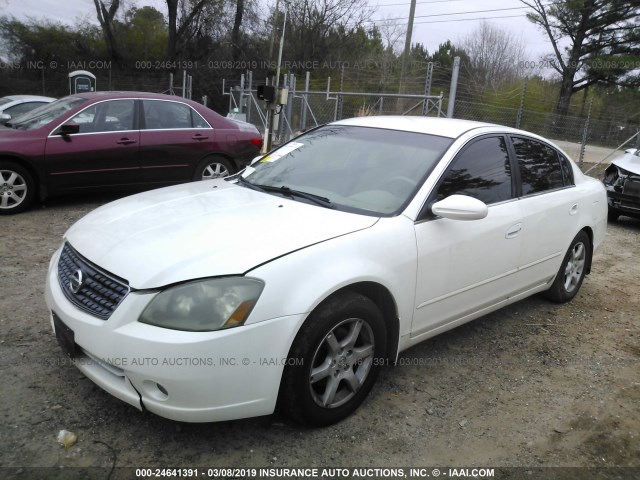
260, 142, 304, 162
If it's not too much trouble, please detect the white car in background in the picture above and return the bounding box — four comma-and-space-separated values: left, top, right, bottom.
0, 95, 55, 124
45, 116, 607, 426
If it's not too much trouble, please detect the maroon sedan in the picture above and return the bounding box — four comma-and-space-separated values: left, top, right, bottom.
0, 91, 263, 214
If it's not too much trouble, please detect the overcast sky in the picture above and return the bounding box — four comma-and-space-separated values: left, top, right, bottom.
3, 0, 556, 60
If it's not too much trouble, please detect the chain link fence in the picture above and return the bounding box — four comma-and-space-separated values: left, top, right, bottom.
3, 59, 636, 162
225, 67, 444, 146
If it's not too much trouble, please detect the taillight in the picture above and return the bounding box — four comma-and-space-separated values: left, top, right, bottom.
250, 137, 263, 148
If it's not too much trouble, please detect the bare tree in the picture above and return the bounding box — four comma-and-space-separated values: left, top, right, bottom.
377, 16, 406, 55
166, 0, 210, 61
231, 0, 244, 61
521, 0, 640, 117
93, 0, 123, 63
285, 0, 373, 62
459, 21, 527, 92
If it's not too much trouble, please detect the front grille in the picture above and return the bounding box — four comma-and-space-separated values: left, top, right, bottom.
57, 243, 130, 319
623, 178, 640, 197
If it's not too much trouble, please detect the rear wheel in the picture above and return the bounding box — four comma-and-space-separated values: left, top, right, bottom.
279, 291, 387, 426
608, 207, 620, 222
545, 231, 591, 303
193, 156, 234, 181
0, 161, 35, 215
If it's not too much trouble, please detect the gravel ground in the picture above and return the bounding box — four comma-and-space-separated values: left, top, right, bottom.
0, 165, 639, 480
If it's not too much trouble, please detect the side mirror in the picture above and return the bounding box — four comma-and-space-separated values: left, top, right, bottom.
431, 194, 488, 221
0, 113, 11, 125
56, 122, 80, 136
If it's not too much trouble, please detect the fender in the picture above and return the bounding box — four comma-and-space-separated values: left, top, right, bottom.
246, 216, 419, 350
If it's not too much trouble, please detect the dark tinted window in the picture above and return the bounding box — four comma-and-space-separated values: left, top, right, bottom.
143, 100, 193, 129
512, 137, 564, 195
436, 136, 513, 204
559, 154, 574, 186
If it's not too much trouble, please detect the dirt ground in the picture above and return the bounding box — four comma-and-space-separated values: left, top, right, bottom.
0, 164, 639, 480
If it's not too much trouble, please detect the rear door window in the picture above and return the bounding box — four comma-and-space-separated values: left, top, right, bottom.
511, 137, 565, 195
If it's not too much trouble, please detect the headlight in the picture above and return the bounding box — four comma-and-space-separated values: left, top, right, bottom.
139, 277, 264, 332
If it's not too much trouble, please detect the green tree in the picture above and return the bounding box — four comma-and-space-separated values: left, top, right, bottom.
521, 0, 640, 118
122, 6, 168, 60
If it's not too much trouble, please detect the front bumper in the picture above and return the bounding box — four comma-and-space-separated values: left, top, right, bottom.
605, 184, 640, 218
44, 249, 303, 423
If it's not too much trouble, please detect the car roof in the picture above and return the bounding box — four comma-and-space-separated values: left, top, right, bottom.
70, 91, 194, 102
2, 95, 56, 102
332, 116, 499, 139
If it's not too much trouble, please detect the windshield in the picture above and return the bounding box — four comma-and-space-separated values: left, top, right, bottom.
244, 125, 452, 216
10, 97, 86, 130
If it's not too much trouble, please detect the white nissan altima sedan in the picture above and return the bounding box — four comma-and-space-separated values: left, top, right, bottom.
45, 116, 607, 426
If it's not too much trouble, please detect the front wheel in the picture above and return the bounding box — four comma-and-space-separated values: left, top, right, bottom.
544, 231, 591, 303
193, 156, 234, 181
279, 291, 387, 426
0, 161, 35, 215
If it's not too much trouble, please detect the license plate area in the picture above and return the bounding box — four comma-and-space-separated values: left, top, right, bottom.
53, 312, 77, 359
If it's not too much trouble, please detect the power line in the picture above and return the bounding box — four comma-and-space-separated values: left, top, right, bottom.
369, 6, 533, 23
412, 13, 527, 25
358, 12, 528, 27
375, 0, 467, 7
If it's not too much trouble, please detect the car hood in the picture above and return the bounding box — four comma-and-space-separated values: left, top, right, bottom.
64, 180, 378, 289
612, 152, 640, 176
0, 127, 32, 139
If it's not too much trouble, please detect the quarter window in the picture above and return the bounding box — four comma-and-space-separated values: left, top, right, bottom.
435, 136, 513, 205
511, 137, 565, 195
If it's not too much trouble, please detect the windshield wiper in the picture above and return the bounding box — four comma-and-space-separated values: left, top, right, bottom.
257, 184, 335, 209
235, 177, 334, 209
235, 175, 265, 192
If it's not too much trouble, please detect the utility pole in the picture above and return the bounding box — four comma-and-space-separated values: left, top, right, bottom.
399, 0, 417, 93
268, 0, 281, 65
265, 3, 287, 152
446, 56, 460, 118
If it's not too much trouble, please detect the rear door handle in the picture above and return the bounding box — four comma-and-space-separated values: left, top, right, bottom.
116, 138, 136, 145
505, 223, 523, 239
192, 134, 209, 140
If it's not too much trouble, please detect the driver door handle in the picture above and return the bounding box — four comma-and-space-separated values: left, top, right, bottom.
505, 223, 523, 239
116, 138, 136, 145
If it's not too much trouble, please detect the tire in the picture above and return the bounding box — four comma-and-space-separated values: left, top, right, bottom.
279, 291, 387, 427
544, 231, 591, 303
0, 161, 35, 215
608, 207, 620, 222
193, 156, 234, 181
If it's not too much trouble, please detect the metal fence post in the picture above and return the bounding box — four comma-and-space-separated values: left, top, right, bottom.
300, 71, 310, 131
336, 65, 344, 120
579, 99, 594, 167
239, 73, 245, 113
516, 79, 527, 129
446, 56, 460, 118
286, 73, 295, 139
246, 70, 253, 123
422, 62, 433, 116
